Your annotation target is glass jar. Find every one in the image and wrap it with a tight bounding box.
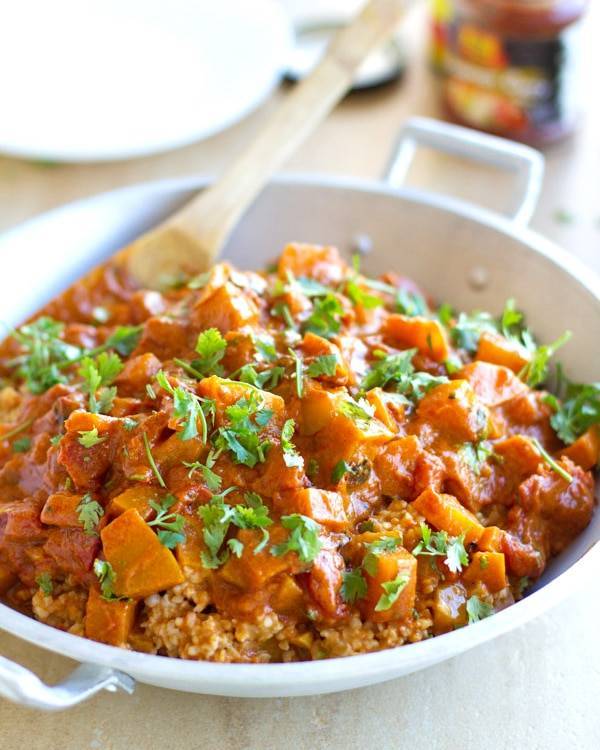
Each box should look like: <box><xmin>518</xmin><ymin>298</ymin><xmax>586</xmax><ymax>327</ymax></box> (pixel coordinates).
<box><xmin>430</xmin><ymin>0</ymin><xmax>589</xmax><ymax>145</ymax></box>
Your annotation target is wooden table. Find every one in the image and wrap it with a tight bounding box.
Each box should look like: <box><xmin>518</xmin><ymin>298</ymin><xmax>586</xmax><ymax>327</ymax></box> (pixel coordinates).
<box><xmin>0</xmin><ymin>3</ymin><xmax>598</xmax><ymax>748</ymax></box>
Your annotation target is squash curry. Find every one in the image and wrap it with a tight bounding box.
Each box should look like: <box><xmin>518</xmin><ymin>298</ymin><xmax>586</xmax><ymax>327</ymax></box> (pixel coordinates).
<box><xmin>0</xmin><ymin>244</ymin><xmax>596</xmax><ymax>662</ymax></box>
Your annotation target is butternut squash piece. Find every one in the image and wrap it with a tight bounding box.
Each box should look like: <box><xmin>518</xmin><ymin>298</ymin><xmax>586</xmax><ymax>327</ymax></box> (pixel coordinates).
<box><xmin>463</xmin><ymin>551</ymin><xmax>507</xmax><ymax>593</ymax></box>
<box><xmin>101</xmin><ymin>509</ymin><xmax>184</xmax><ymax>598</ymax></box>
<box><xmin>0</xmin><ymin>563</ymin><xmax>16</xmax><ymax>594</ymax></box>
<box><xmin>301</xmin><ymin>332</ymin><xmax>348</xmax><ymax>380</ymax></box>
<box><xmin>85</xmin><ymin>586</ymin><xmax>136</xmax><ymax>646</ymax></box>
<box><xmin>416</xmin><ymin>380</ymin><xmax>490</xmax><ymax>443</ymax></box>
<box><xmin>271</xmin><ymin>574</ymin><xmax>305</xmax><ymax>616</ymax></box>
<box><xmin>191</xmin><ymin>282</ymin><xmax>259</xmax><ymax>333</ymax></box>
<box><xmin>277</xmin><ymin>243</ymin><xmax>346</xmax><ymax>285</ymax></box>
<box><xmin>360</xmin><ymin>546</ymin><xmax>417</xmax><ymax>624</ymax></box>
<box><xmin>365</xmin><ymin>388</ymin><xmax>408</xmax><ymax>432</ymax></box>
<box><xmin>433</xmin><ymin>582</ymin><xmax>467</xmax><ymax>633</ymax></box>
<box><xmin>477</xmin><ymin>525</ymin><xmax>505</xmax><ymax>552</ymax></box>
<box><xmin>279</xmin><ymin>488</ymin><xmax>348</xmax><ymax>532</ymax></box>
<box><xmin>562</xmin><ymin>427</ymin><xmax>600</xmax><ymax>470</ymax></box>
<box><xmin>175</xmin><ymin>514</ymin><xmax>206</xmax><ymax>571</ymax></box>
<box><xmin>219</xmin><ymin>528</ymin><xmax>289</xmax><ymax>590</ymax></box>
<box><xmin>40</xmin><ymin>492</ymin><xmax>84</xmax><ymax>527</ymax></box>
<box><xmin>384</xmin><ymin>314</ymin><xmax>450</xmax><ymax>363</ymax></box>
<box><xmin>108</xmin><ymin>486</ymin><xmax>163</xmax><ymax>520</ymax></box>
<box><xmin>460</xmin><ymin>361</ymin><xmax>528</xmax><ymax>407</ymax></box>
<box><xmin>476</xmin><ymin>331</ymin><xmax>530</xmax><ymax>374</ymax></box>
<box><xmin>412</xmin><ymin>487</ymin><xmax>484</xmax><ymax>544</ymax></box>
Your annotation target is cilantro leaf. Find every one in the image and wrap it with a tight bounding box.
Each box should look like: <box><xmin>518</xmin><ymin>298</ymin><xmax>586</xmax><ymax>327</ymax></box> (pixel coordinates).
<box><xmin>271</xmin><ymin>514</ymin><xmax>322</xmax><ymax>564</ymax></box>
<box><xmin>156</xmin><ymin>370</ymin><xmax>212</xmax><ymax>442</ymax></box>
<box><xmin>281</xmin><ymin>419</ymin><xmax>304</xmax><ymax>469</ymax></box>
<box><xmin>411</xmin><ymin>523</ymin><xmax>469</xmax><ymax>573</ymax></box>
<box><xmin>12</xmin><ymin>436</ymin><xmax>31</xmax><ymax>453</ymax></box>
<box><xmin>450</xmin><ymin>311</ymin><xmax>497</xmax><ymax>352</ymax></box>
<box><xmin>78</xmin><ymin>427</ymin><xmax>107</xmax><ymax>448</ymax></box>
<box><xmin>341</xmin><ymin>569</ymin><xmax>368</xmax><ymax>603</ymax></box>
<box><xmin>306</xmin><ymin>354</ymin><xmax>338</xmax><ymax>378</ymax></box>
<box><xmin>183</xmin><ymin>458</ymin><xmax>222</xmax><ymax>491</ymax></box>
<box><xmin>237</xmin><ymin>364</ymin><xmax>285</xmax><ymax>390</ymax></box>
<box><xmin>460</xmin><ymin>440</ymin><xmax>493</xmax><ymax>475</ymax></box>
<box><xmin>466</xmin><ymin>595</ymin><xmax>494</xmax><ymax>624</ymax></box>
<box><xmin>302</xmin><ymin>294</ymin><xmax>343</xmax><ymax>339</ymax></box>
<box><xmin>346</xmin><ymin>278</ymin><xmax>383</xmax><ymax>310</ymax></box>
<box><xmin>331</xmin><ymin>459</ymin><xmax>351</xmax><ymax>483</ymax></box>
<box><xmin>544</xmin><ymin>381</ymin><xmax>600</xmax><ymax>444</ymax></box>
<box><xmin>272</xmin><ymin>301</ymin><xmax>297</xmax><ymax>330</ymax></box>
<box><xmin>78</xmin><ymin>352</ymin><xmax>123</xmax><ymax>413</ymax></box>
<box><xmin>338</xmin><ymin>396</ymin><xmax>375</xmax><ymax>429</ymax></box>
<box><xmin>361</xmin><ymin>349</ymin><xmax>448</xmax><ymax>401</ymax></box>
<box><xmin>104</xmin><ymin>325</ymin><xmax>143</xmax><ymax>357</ymax></box>
<box><xmin>142</xmin><ymin>432</ymin><xmax>166</xmax><ymax>488</ymax></box>
<box><xmin>213</xmin><ymin>392</ymin><xmax>273</xmax><ymax>468</ymax></box>
<box><xmin>395</xmin><ymin>289</ymin><xmax>429</xmax><ymax>317</ymax></box>
<box><xmin>363</xmin><ymin>536</ymin><xmax>402</xmax><ymax>576</ymax></box>
<box><xmin>288</xmin><ymin>348</ymin><xmax>304</xmax><ymax>398</ymax></box>
<box><xmin>530</xmin><ymin>437</ymin><xmax>573</xmax><ymax>482</ymax></box>
<box><xmin>374</xmin><ymin>573</ymin><xmax>409</xmax><ymax>612</ymax></box>
<box><xmin>147</xmin><ymin>496</ymin><xmax>186</xmax><ymax>549</ymax></box>
<box><xmin>77</xmin><ymin>493</ymin><xmax>104</xmax><ymax>536</ymax></box>
<box><xmin>519</xmin><ymin>331</ymin><xmax>571</xmax><ymax>388</ymax></box>
<box><xmin>93</xmin><ymin>559</ymin><xmax>122</xmax><ymax>601</ymax></box>
<box><xmin>192</xmin><ymin>328</ymin><xmax>227</xmax><ymax>377</ymax></box>
<box><xmin>35</xmin><ymin>572</ymin><xmax>53</xmax><ymax>596</ymax></box>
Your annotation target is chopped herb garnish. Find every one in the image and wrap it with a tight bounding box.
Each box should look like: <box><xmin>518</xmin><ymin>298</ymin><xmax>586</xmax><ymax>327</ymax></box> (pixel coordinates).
<box><xmin>142</xmin><ymin>432</ymin><xmax>166</xmax><ymax>488</ymax></box>
<box><xmin>338</xmin><ymin>396</ymin><xmax>375</xmax><ymax>429</ymax></box>
<box><xmin>460</xmin><ymin>440</ymin><xmax>493</xmax><ymax>475</ymax></box>
<box><xmin>519</xmin><ymin>331</ymin><xmax>571</xmax><ymax>388</ymax></box>
<box><xmin>147</xmin><ymin>496</ymin><xmax>186</xmax><ymax>549</ymax></box>
<box><xmin>450</xmin><ymin>310</ymin><xmax>497</xmax><ymax>352</ymax></box>
<box><xmin>530</xmin><ymin>437</ymin><xmax>573</xmax><ymax>483</ymax></box>
<box><xmin>288</xmin><ymin>348</ymin><xmax>304</xmax><ymax>398</ymax></box>
<box><xmin>307</xmin><ymin>457</ymin><xmax>319</xmax><ymax>480</ymax></box>
<box><xmin>78</xmin><ymin>352</ymin><xmax>123</xmax><ymax>414</ymax></box>
<box><xmin>412</xmin><ymin>523</ymin><xmax>468</xmax><ymax>573</ymax></box>
<box><xmin>122</xmin><ymin>418</ymin><xmax>137</xmax><ymax>431</ymax></box>
<box><xmin>374</xmin><ymin>573</ymin><xmax>409</xmax><ymax>612</ymax></box>
<box><xmin>331</xmin><ymin>459</ymin><xmax>351</xmax><ymax>483</ymax></box>
<box><xmin>49</xmin><ymin>434</ymin><xmax>62</xmax><ymax>447</ymax></box>
<box><xmin>306</xmin><ymin>354</ymin><xmax>338</xmax><ymax>378</ymax></box>
<box><xmin>213</xmin><ymin>392</ymin><xmax>272</xmax><ymax>468</ymax></box>
<box><xmin>78</xmin><ymin>427</ymin><xmax>107</xmax><ymax>448</ymax></box>
<box><xmin>12</xmin><ymin>436</ymin><xmax>31</xmax><ymax>452</ymax></box>
<box><xmin>0</xmin><ymin>418</ymin><xmax>34</xmax><ymax>443</ymax></box>
<box><xmin>281</xmin><ymin>419</ymin><xmax>304</xmax><ymax>469</ymax></box>
<box><xmin>77</xmin><ymin>493</ymin><xmax>104</xmax><ymax>536</ymax></box>
<box><xmin>146</xmin><ymin>383</ymin><xmax>157</xmax><ymax>399</ymax></box>
<box><xmin>183</xmin><ymin>457</ymin><xmax>222</xmax><ymax>491</ymax></box>
<box><xmin>466</xmin><ymin>595</ymin><xmax>494</xmax><ymax>624</ymax></box>
<box><xmin>271</xmin><ymin>514</ymin><xmax>322</xmax><ymax>564</ymax></box>
<box><xmin>272</xmin><ymin>301</ymin><xmax>297</xmax><ymax>330</ymax></box>
<box><xmin>396</xmin><ymin>289</ymin><xmax>429</xmax><ymax>317</ymax></box>
<box><xmin>237</xmin><ymin>364</ymin><xmax>285</xmax><ymax>390</ymax></box>
<box><xmin>346</xmin><ymin>278</ymin><xmax>383</xmax><ymax>310</ymax></box>
<box><xmin>544</xmin><ymin>381</ymin><xmax>600</xmax><ymax>444</ymax></box>
<box><xmin>35</xmin><ymin>572</ymin><xmax>53</xmax><ymax>596</ymax></box>
<box><xmin>363</xmin><ymin>536</ymin><xmax>402</xmax><ymax>576</ymax></box>
<box><xmin>93</xmin><ymin>559</ymin><xmax>121</xmax><ymax>601</ymax></box>
<box><xmin>361</xmin><ymin>348</ymin><xmax>448</xmax><ymax>401</ymax></box>
<box><xmin>156</xmin><ymin>370</ymin><xmax>212</xmax><ymax>443</ymax></box>
<box><xmin>341</xmin><ymin>568</ymin><xmax>368</xmax><ymax>603</ymax></box>
<box><xmin>302</xmin><ymin>293</ymin><xmax>343</xmax><ymax>339</ymax></box>
<box><xmin>191</xmin><ymin>328</ymin><xmax>227</xmax><ymax>377</ymax></box>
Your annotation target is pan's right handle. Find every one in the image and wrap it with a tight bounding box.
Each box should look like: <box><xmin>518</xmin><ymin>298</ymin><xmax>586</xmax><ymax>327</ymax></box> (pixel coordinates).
<box><xmin>0</xmin><ymin>654</ymin><xmax>135</xmax><ymax>711</ymax></box>
<box><xmin>383</xmin><ymin>117</ymin><xmax>545</xmax><ymax>227</ymax></box>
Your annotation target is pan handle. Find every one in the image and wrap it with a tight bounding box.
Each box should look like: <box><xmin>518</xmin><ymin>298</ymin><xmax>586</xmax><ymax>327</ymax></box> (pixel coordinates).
<box><xmin>0</xmin><ymin>654</ymin><xmax>135</xmax><ymax>711</ymax></box>
<box><xmin>383</xmin><ymin>117</ymin><xmax>544</xmax><ymax>226</ymax></box>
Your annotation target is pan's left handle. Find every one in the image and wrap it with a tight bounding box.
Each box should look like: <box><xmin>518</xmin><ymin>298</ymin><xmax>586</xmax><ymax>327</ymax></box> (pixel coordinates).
<box><xmin>0</xmin><ymin>655</ymin><xmax>135</xmax><ymax>711</ymax></box>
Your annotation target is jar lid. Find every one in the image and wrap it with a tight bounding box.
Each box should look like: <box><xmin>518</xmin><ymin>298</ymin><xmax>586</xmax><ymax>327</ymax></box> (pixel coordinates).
<box><xmin>285</xmin><ymin>19</ymin><xmax>406</xmax><ymax>91</ymax></box>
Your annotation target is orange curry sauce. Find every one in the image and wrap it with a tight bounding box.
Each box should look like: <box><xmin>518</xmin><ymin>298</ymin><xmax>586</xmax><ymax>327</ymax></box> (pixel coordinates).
<box><xmin>0</xmin><ymin>244</ymin><xmax>595</xmax><ymax>659</ymax></box>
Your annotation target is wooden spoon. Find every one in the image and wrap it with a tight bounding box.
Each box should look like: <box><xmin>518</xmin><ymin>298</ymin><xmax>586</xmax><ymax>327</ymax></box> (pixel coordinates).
<box><xmin>123</xmin><ymin>0</ymin><xmax>409</xmax><ymax>289</ymax></box>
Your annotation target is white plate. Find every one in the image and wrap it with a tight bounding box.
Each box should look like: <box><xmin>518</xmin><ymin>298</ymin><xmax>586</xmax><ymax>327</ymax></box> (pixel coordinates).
<box><xmin>0</xmin><ymin>0</ymin><xmax>291</xmax><ymax>162</ymax></box>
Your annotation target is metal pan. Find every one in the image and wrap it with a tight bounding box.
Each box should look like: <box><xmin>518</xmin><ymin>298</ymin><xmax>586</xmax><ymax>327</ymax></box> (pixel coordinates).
<box><xmin>0</xmin><ymin>117</ymin><xmax>598</xmax><ymax>709</ymax></box>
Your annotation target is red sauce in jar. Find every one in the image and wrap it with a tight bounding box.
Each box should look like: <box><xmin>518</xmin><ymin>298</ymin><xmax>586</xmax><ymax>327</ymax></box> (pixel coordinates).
<box><xmin>430</xmin><ymin>0</ymin><xmax>589</xmax><ymax>144</ymax></box>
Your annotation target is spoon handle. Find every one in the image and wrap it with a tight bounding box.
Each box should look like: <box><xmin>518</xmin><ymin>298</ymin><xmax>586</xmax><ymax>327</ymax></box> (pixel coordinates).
<box><xmin>127</xmin><ymin>0</ymin><xmax>409</xmax><ymax>287</ymax></box>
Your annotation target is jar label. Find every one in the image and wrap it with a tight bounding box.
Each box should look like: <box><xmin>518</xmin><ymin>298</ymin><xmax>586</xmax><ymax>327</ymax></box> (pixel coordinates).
<box><xmin>433</xmin><ymin>13</ymin><xmax>582</xmax><ymax>140</ymax></box>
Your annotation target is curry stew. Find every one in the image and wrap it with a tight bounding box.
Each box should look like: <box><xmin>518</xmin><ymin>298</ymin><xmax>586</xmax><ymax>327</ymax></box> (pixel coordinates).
<box><xmin>0</xmin><ymin>244</ymin><xmax>596</xmax><ymax>662</ymax></box>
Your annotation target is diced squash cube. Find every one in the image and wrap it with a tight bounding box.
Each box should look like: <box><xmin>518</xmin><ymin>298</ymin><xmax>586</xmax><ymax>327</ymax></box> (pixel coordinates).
<box><xmin>279</xmin><ymin>488</ymin><xmax>348</xmax><ymax>531</ymax></box>
<box><xmin>198</xmin><ymin>375</ymin><xmax>284</xmax><ymax>421</ymax></box>
<box><xmin>308</xmin><ymin>548</ymin><xmax>345</xmax><ymax>618</ymax></box>
<box><xmin>476</xmin><ymin>331</ymin><xmax>530</xmax><ymax>374</ymax></box>
<box><xmin>416</xmin><ymin>380</ymin><xmax>490</xmax><ymax>443</ymax></box>
<box><xmin>85</xmin><ymin>586</ymin><xmax>136</xmax><ymax>646</ymax></box>
<box><xmin>433</xmin><ymin>582</ymin><xmax>467</xmax><ymax>633</ymax></box>
<box><xmin>412</xmin><ymin>487</ymin><xmax>484</xmax><ymax>544</ymax></box>
<box><xmin>463</xmin><ymin>551</ymin><xmax>507</xmax><ymax>593</ymax></box>
<box><xmin>301</xmin><ymin>332</ymin><xmax>348</xmax><ymax>380</ymax></box>
<box><xmin>460</xmin><ymin>361</ymin><xmax>528</xmax><ymax>407</ymax></box>
<box><xmin>271</xmin><ymin>575</ymin><xmax>305</xmax><ymax>616</ymax></box>
<box><xmin>277</xmin><ymin>243</ymin><xmax>346</xmax><ymax>285</ymax></box>
<box><xmin>101</xmin><ymin>509</ymin><xmax>184</xmax><ymax>598</ymax></box>
<box><xmin>562</xmin><ymin>427</ymin><xmax>600</xmax><ymax>470</ymax></box>
<box><xmin>384</xmin><ymin>314</ymin><xmax>450</xmax><ymax>363</ymax></box>
<box><xmin>191</xmin><ymin>282</ymin><xmax>259</xmax><ymax>333</ymax></box>
<box><xmin>41</xmin><ymin>492</ymin><xmax>84</xmax><ymax>527</ymax></box>
<box><xmin>360</xmin><ymin>546</ymin><xmax>417</xmax><ymax>623</ymax></box>
<box><xmin>175</xmin><ymin>514</ymin><xmax>206</xmax><ymax>571</ymax></box>
<box><xmin>108</xmin><ymin>486</ymin><xmax>164</xmax><ymax>520</ymax></box>
<box><xmin>477</xmin><ymin>525</ymin><xmax>505</xmax><ymax>552</ymax></box>
<box><xmin>219</xmin><ymin>528</ymin><xmax>289</xmax><ymax>590</ymax></box>
<box><xmin>115</xmin><ymin>353</ymin><xmax>162</xmax><ymax>396</ymax></box>
<box><xmin>365</xmin><ymin>388</ymin><xmax>407</xmax><ymax>432</ymax></box>
<box><xmin>374</xmin><ymin>435</ymin><xmax>422</xmax><ymax>498</ymax></box>
<box><xmin>0</xmin><ymin>563</ymin><xmax>16</xmax><ymax>594</ymax></box>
